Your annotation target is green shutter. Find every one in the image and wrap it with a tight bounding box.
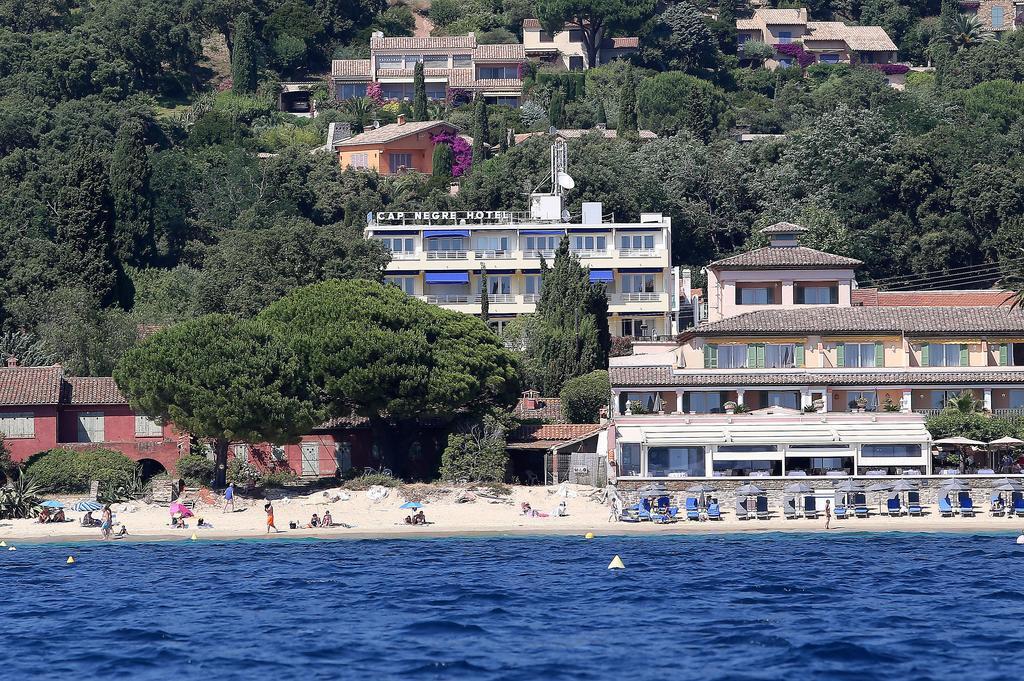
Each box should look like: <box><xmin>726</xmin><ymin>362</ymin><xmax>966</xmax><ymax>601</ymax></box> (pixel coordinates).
<box><xmin>874</xmin><ymin>342</ymin><xmax>884</xmax><ymax>368</ymax></box>
<box><xmin>756</xmin><ymin>344</ymin><xmax>766</xmax><ymax>368</ymax></box>
<box><xmin>959</xmin><ymin>344</ymin><xmax>968</xmax><ymax>367</ymax></box>
<box><xmin>747</xmin><ymin>344</ymin><xmax>757</xmax><ymax>368</ymax></box>
<box><xmin>705</xmin><ymin>343</ymin><xmax>717</xmax><ymax>369</ymax></box>
<box><xmin>920</xmin><ymin>344</ymin><xmax>929</xmax><ymax>367</ymax></box>
<box><xmin>795</xmin><ymin>344</ymin><xmax>805</xmax><ymax>367</ymax></box>
<box><xmin>836</xmin><ymin>342</ymin><xmax>845</xmax><ymax>368</ymax></box>
<box><xmin>1000</xmin><ymin>343</ymin><xmax>1008</xmax><ymax>366</ymax></box>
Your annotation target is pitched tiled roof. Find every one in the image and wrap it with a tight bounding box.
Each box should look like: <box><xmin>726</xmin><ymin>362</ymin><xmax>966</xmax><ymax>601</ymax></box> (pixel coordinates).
<box><xmin>514</xmin><ymin>129</ymin><xmax>657</xmax><ymax>144</ymax></box>
<box><xmin>736</xmin><ymin>18</ymin><xmax>759</xmax><ymax>29</ymax></box>
<box><xmin>607</xmin><ymin>36</ymin><xmax>639</xmax><ymax>48</ymax></box>
<box><xmin>760</xmin><ymin>222</ymin><xmax>808</xmax><ymax>235</ymax></box>
<box><xmin>523</xmin><ymin>18</ymin><xmax>542</xmax><ymax>28</ymax></box>
<box><xmin>508</xmin><ymin>423</ymin><xmax>602</xmax><ymax>447</ymax></box>
<box><xmin>610</xmin><ymin>366</ymin><xmax>1024</xmax><ymax>388</ymax></box>
<box><xmin>331</xmin><ymin>59</ymin><xmax>371</xmax><ymax>77</ymax></box>
<box><xmin>842</xmin><ymin>25</ymin><xmax>898</xmax><ymax>52</ymax></box>
<box><xmin>709</xmin><ymin>246</ymin><xmax>863</xmax><ymax>269</ymax></box>
<box><xmin>474</xmin><ymin>44</ymin><xmax>526</xmax><ymax>60</ymax></box>
<box><xmin>63</xmin><ymin>377</ymin><xmax>126</xmax><ymax>405</ymax></box>
<box><xmin>853</xmin><ymin>289</ymin><xmax>1014</xmax><ymax>307</ymax></box>
<box><xmin>686</xmin><ymin>306</ymin><xmax>1024</xmax><ymax>337</ymax></box>
<box><xmin>0</xmin><ymin>366</ymin><xmax>64</xmax><ymax>405</ymax></box>
<box><xmin>371</xmin><ymin>35</ymin><xmax>477</xmax><ymax>50</ymax></box>
<box><xmin>755</xmin><ymin>8</ymin><xmax>808</xmax><ymax>23</ymax></box>
<box><xmin>337</xmin><ymin>121</ymin><xmax>458</xmax><ymax>147</ymax></box>
<box><xmin>804</xmin><ymin>21</ymin><xmax>849</xmax><ymax>41</ymax></box>
<box><xmin>513</xmin><ymin>397</ymin><xmax>565</xmax><ymax>422</ymax></box>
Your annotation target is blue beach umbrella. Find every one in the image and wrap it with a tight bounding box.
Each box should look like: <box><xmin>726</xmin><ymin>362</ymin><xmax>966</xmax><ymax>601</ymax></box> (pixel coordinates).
<box><xmin>40</xmin><ymin>500</ymin><xmax>64</xmax><ymax>509</ymax></box>
<box><xmin>400</xmin><ymin>502</ymin><xmax>422</xmax><ymax>510</ymax></box>
<box><xmin>72</xmin><ymin>500</ymin><xmax>102</xmax><ymax>512</ymax></box>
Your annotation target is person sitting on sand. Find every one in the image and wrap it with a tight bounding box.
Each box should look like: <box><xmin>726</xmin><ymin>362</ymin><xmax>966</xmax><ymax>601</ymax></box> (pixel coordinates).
<box><xmin>116</xmin><ymin>526</ymin><xmax>128</xmax><ymax>537</ymax></box>
<box><xmin>413</xmin><ymin>510</ymin><xmax>426</xmax><ymax>525</ymax></box>
<box><xmin>520</xmin><ymin>502</ymin><xmax>548</xmax><ymax>518</ymax></box>
<box><xmin>197</xmin><ymin>518</ymin><xmax>212</xmax><ymax>528</ymax></box>
<box><xmin>37</xmin><ymin>507</ymin><xmax>51</xmax><ymax>523</ymax></box>
<box><xmin>404</xmin><ymin>515</ymin><xmax>413</xmax><ymax>525</ymax></box>
<box><xmin>306</xmin><ymin>513</ymin><xmax>320</xmax><ymax>529</ymax></box>
<box><xmin>81</xmin><ymin>511</ymin><xmax>96</xmax><ymax>527</ymax></box>
<box><xmin>52</xmin><ymin>509</ymin><xmax>66</xmax><ymax>523</ymax></box>
<box><xmin>322</xmin><ymin>510</ymin><xmax>332</xmax><ymax>527</ymax></box>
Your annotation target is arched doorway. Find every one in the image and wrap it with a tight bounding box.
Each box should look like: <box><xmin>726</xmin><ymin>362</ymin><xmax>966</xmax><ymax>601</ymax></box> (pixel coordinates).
<box><xmin>137</xmin><ymin>458</ymin><xmax>167</xmax><ymax>480</ymax></box>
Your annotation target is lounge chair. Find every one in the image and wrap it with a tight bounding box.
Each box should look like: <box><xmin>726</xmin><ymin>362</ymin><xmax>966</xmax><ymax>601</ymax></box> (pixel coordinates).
<box><xmin>755</xmin><ymin>495</ymin><xmax>769</xmax><ymax>520</ymax></box>
<box><xmin>887</xmin><ymin>497</ymin><xmax>902</xmax><ymax>517</ymax></box>
<box><xmin>707</xmin><ymin>502</ymin><xmax>722</xmax><ymax>520</ymax></box>
<box><xmin>638</xmin><ymin>498</ymin><xmax>652</xmax><ymax>521</ymax></box>
<box><xmin>854</xmin><ymin>504</ymin><xmax>869</xmax><ymax>518</ymax></box>
<box><xmin>990</xmin><ymin>494</ymin><xmax>1006</xmax><ymax>518</ymax></box>
<box><xmin>685</xmin><ymin>497</ymin><xmax>700</xmax><ymax>521</ymax></box>
<box><xmin>1014</xmin><ymin>498</ymin><xmax>1024</xmax><ymax>517</ymax></box>
<box><xmin>783</xmin><ymin>495</ymin><xmax>797</xmax><ymax>520</ymax></box>
<box><xmin>735</xmin><ymin>498</ymin><xmax>750</xmax><ymax>521</ymax></box>
<box><xmin>803</xmin><ymin>496</ymin><xmax>819</xmax><ymax>519</ymax></box>
<box><xmin>835</xmin><ymin>505</ymin><xmax>849</xmax><ymax>520</ymax></box>
<box><xmin>959</xmin><ymin>493</ymin><xmax>976</xmax><ymax>518</ymax></box>
<box><xmin>938</xmin><ymin>497</ymin><xmax>954</xmax><ymax>517</ymax></box>
<box><xmin>907</xmin><ymin>491</ymin><xmax>923</xmax><ymax>516</ymax></box>
<box><xmin>655</xmin><ymin>495</ymin><xmax>671</xmax><ymax>514</ymax></box>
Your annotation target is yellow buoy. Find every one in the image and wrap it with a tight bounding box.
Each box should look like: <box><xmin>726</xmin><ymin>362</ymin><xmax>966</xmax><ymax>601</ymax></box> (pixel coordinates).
<box><xmin>190</xmin><ymin>533</ymin><xmax>198</xmax><ymax>541</ymax></box>
<box><xmin>66</xmin><ymin>556</ymin><xmax>75</xmax><ymax>565</ymax></box>
<box><xmin>584</xmin><ymin>532</ymin><xmax>595</xmax><ymax>539</ymax></box>
<box><xmin>608</xmin><ymin>555</ymin><xmax>625</xmax><ymax>570</ymax></box>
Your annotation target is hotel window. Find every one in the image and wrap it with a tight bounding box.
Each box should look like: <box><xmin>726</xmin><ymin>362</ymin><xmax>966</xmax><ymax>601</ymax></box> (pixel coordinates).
<box><xmin>924</xmin><ymin>343</ymin><xmax>966</xmax><ymax>367</ymax></box>
<box><xmin>481</xmin><ymin>275</ymin><xmax>512</xmax><ymax>295</ymax></box>
<box><xmin>539</xmin><ymin>30</ymin><xmax>554</xmax><ymax>42</ymax></box>
<box><xmin>525</xmin><ymin>235</ymin><xmax>559</xmax><ymax>252</ymax></box>
<box><xmin>686</xmin><ymin>392</ymin><xmax>723</xmax><ymax>413</ymax></box>
<box><xmin>427</xmin><ymin>237</ymin><xmax>464</xmax><ymax>251</ymax></box>
<box><xmin>375</xmin><ymin>55</ymin><xmax>403</xmax><ymax>68</ymax></box>
<box><xmin>846</xmin><ymin>391</ymin><xmax>877</xmax><ymax>411</ymax></box>
<box><xmin>489</xmin><ymin>319</ymin><xmax>511</xmax><ymax>334</ymax></box>
<box><xmin>477</xmin><ymin>66</ymin><xmax>519</xmax><ymax>79</ymax></box>
<box><xmin>476</xmin><ymin>236</ymin><xmax>509</xmax><ymax>253</ymax></box>
<box><xmin>487</xmin><ymin>96</ymin><xmax>520</xmax><ymax>108</ymax></box>
<box><xmin>338</xmin><ymin>83</ymin><xmax>367</xmax><ymax>100</ymax></box>
<box><xmin>0</xmin><ymin>412</ymin><xmax>33</xmax><ymax>438</ymax></box>
<box><xmin>619</xmin><ymin>443</ymin><xmax>641</xmax><ymax>476</ymax></box>
<box><xmin>647</xmin><ymin>446</ymin><xmax>705</xmax><ymax>477</ymax></box>
<box><xmin>135</xmin><ymin>415</ymin><xmax>163</xmax><ymax>437</ymax></box>
<box><xmin>568</xmin><ymin>56</ymin><xmax>585</xmax><ymax>71</ymax></box>
<box><xmin>385</xmin><ymin>276</ymin><xmax>416</xmax><ymax>294</ymax></box>
<box><xmin>778</xmin><ymin>57</ymin><xmax>794</xmax><ymax>68</ymax></box>
<box><xmin>621</xmin><ymin>273</ymin><xmax>655</xmax><ymax>293</ymax></box>
<box><xmin>996</xmin><ymin>343</ymin><xmax>1024</xmax><ymax>366</ymax></box>
<box><xmin>778</xmin><ymin>31</ymin><xmax>793</xmax><ymax>44</ymax></box>
<box><xmin>992</xmin><ymin>6</ymin><xmax>1005</xmax><ymax>28</ymax></box>
<box><xmin>423</xmin><ymin>54</ymin><xmax>448</xmax><ymax>67</ymax></box>
<box><xmin>767</xmin><ymin>392</ymin><xmax>799</xmax><ymax>409</ymax></box>
<box><xmin>765</xmin><ymin>344</ymin><xmax>796</xmax><ymax>368</ymax></box>
<box><xmin>862</xmin><ymin>444</ymin><xmax>921</xmax><ymax>458</ymax></box>
<box><xmin>620</xmin><ymin>234</ymin><xmax>655</xmax><ymax>250</ymax></box>
<box><xmin>524</xmin><ymin>275</ymin><xmax>542</xmax><ymax>295</ymax></box>
<box><xmin>716</xmin><ymin>344</ymin><xmax>748</xmax><ymax>369</ymax></box>
<box><xmin>795</xmin><ymin>284</ymin><xmax>838</xmax><ymax>304</ymax></box>
<box><xmin>625</xmin><ymin>392</ymin><xmax>658</xmax><ymax>412</ymax></box>
<box><xmin>621</xmin><ymin>319</ymin><xmax>658</xmax><ymax>338</ymax></box>
<box><xmin>233</xmin><ymin>444</ymin><xmax>249</xmax><ymax>462</ymax></box>
<box><xmin>837</xmin><ymin>342</ymin><xmax>881</xmax><ymax>368</ymax></box>
<box><xmin>572</xmin><ymin>235</ymin><xmax>606</xmax><ymax>251</ymax></box>
<box><xmin>388</xmin><ymin>152</ymin><xmax>413</xmax><ymax>173</ymax></box>
<box><xmin>350</xmin><ymin>153</ymin><xmax>369</xmax><ymax>169</ymax></box>
<box><xmin>381</xmin><ymin>83</ymin><xmax>415</xmax><ymax>100</ymax></box>
<box><xmin>453</xmin><ymin>54</ymin><xmax>473</xmax><ymax>67</ymax></box>
<box><xmin>403</xmin><ymin>54</ymin><xmax>423</xmax><ymax>68</ymax></box>
<box><xmin>380</xmin><ymin>237</ymin><xmax>414</xmax><ymax>253</ymax></box>
<box><xmin>930</xmin><ymin>390</ymin><xmax>965</xmax><ymax>410</ymax></box>
<box><xmin>76</xmin><ymin>412</ymin><xmax>104</xmax><ymax>443</ymax></box>
<box><xmin>426</xmin><ymin>83</ymin><xmax>447</xmax><ymax>100</ymax></box>
<box><xmin>568</xmin><ymin>29</ymin><xmax>584</xmax><ymax>42</ymax></box>
<box><xmin>737</xmin><ymin>286</ymin><xmax>774</xmax><ymax>305</ymax></box>
<box><xmin>335</xmin><ymin>441</ymin><xmax>352</xmax><ymax>473</ymax></box>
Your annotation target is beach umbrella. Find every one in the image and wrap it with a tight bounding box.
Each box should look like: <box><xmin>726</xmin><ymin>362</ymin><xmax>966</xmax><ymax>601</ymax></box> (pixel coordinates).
<box><xmin>891</xmin><ymin>480</ymin><xmax>918</xmax><ymax>492</ymax></box>
<box><xmin>639</xmin><ymin>483</ymin><xmax>669</xmax><ymax>493</ymax></box>
<box><xmin>933</xmin><ymin>437</ymin><xmax>987</xmax><ymax>446</ymax></box>
<box><xmin>169</xmin><ymin>502</ymin><xmax>194</xmax><ymax>518</ymax></box>
<box><xmin>40</xmin><ymin>500</ymin><xmax>64</xmax><ymax>509</ymax></box>
<box><xmin>685</xmin><ymin>483</ymin><xmax>717</xmax><ymax>494</ymax></box>
<box><xmin>72</xmin><ymin>499</ymin><xmax>102</xmax><ymax>512</ymax></box>
<box><xmin>400</xmin><ymin>502</ymin><xmax>422</xmax><ymax>509</ymax></box>
<box><xmin>988</xmin><ymin>437</ymin><xmax>1024</xmax><ymax>447</ymax></box>
<box><xmin>735</xmin><ymin>483</ymin><xmax>765</xmax><ymax>496</ymax></box>
<box><xmin>833</xmin><ymin>479</ymin><xmax>863</xmax><ymax>507</ymax></box>
<box><xmin>784</xmin><ymin>482</ymin><xmax>814</xmax><ymax>513</ymax></box>
<box><xmin>991</xmin><ymin>478</ymin><xmax>1023</xmax><ymax>490</ymax></box>
<box><xmin>867</xmin><ymin>482</ymin><xmax>894</xmax><ymax>514</ymax></box>
<box><xmin>940</xmin><ymin>478</ymin><xmax>970</xmax><ymax>491</ymax></box>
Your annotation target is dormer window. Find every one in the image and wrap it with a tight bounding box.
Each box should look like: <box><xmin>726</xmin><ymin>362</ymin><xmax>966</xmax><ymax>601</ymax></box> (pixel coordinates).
<box><xmin>736</xmin><ymin>285</ymin><xmax>777</xmax><ymax>305</ymax></box>
<box><xmin>795</xmin><ymin>283</ymin><xmax>839</xmax><ymax>304</ymax></box>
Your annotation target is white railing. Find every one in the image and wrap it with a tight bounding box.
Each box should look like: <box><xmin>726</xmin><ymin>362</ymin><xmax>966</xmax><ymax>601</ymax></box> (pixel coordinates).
<box><xmin>614</xmin><ymin>292</ymin><xmax>663</xmax><ymax>303</ymax></box>
<box><xmin>473</xmin><ymin>250</ymin><xmax>514</xmax><ymax>259</ymax></box>
<box><xmin>389</xmin><ymin>251</ymin><xmax>419</xmax><ymax>259</ymax></box>
<box><xmin>994</xmin><ymin>408</ymin><xmax>1024</xmax><ymax>416</ymax></box>
<box><xmin>475</xmin><ymin>294</ymin><xmax>516</xmax><ymax>304</ymax></box>
<box><xmin>425</xmin><ymin>251</ymin><xmax>468</xmax><ymax>260</ymax></box>
<box><xmin>913</xmin><ymin>408</ymin><xmax>943</xmax><ymax>417</ymax></box>
<box><xmin>620</xmin><ymin>248</ymin><xmax>658</xmax><ymax>257</ymax></box>
<box><xmin>571</xmin><ymin>249</ymin><xmax>608</xmax><ymax>258</ymax></box>
<box><xmin>524</xmin><ymin>249</ymin><xmax>556</xmax><ymax>259</ymax></box>
<box><xmin>420</xmin><ymin>295</ymin><xmax>471</xmax><ymax>304</ymax></box>
<box><xmin>522</xmin><ymin>294</ymin><xmax>541</xmax><ymax>304</ymax></box>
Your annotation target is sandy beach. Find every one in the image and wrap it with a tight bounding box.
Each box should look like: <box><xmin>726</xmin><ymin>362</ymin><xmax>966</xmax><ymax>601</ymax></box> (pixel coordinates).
<box><xmin>3</xmin><ymin>484</ymin><xmax>1024</xmax><ymax>544</ymax></box>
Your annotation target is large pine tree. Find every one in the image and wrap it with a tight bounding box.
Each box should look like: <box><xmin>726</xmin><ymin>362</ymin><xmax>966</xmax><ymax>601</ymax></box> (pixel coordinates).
<box><xmin>109</xmin><ymin>118</ymin><xmax>155</xmax><ymax>268</ymax></box>
<box><xmin>231</xmin><ymin>13</ymin><xmax>258</xmax><ymax>94</ymax></box>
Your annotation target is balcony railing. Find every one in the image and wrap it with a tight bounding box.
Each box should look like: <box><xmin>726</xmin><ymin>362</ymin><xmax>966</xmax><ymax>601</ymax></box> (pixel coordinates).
<box><xmin>571</xmin><ymin>249</ymin><xmax>608</xmax><ymax>258</ymax></box>
<box><xmin>419</xmin><ymin>294</ymin><xmax>471</xmax><ymax>304</ymax></box>
<box><xmin>524</xmin><ymin>249</ymin><xmax>556</xmax><ymax>259</ymax></box>
<box><xmin>614</xmin><ymin>292</ymin><xmax>663</xmax><ymax>303</ymax></box>
<box><xmin>522</xmin><ymin>293</ymin><xmax>541</xmax><ymax>304</ymax></box>
<box><xmin>475</xmin><ymin>294</ymin><xmax>516</xmax><ymax>304</ymax></box>
<box><xmin>994</xmin><ymin>408</ymin><xmax>1024</xmax><ymax>416</ymax></box>
<box><xmin>913</xmin><ymin>408</ymin><xmax>943</xmax><ymax>417</ymax></box>
<box><xmin>425</xmin><ymin>250</ymin><xmax>468</xmax><ymax>260</ymax></box>
<box><xmin>620</xmin><ymin>248</ymin><xmax>658</xmax><ymax>257</ymax></box>
<box><xmin>473</xmin><ymin>250</ymin><xmax>513</xmax><ymax>260</ymax></box>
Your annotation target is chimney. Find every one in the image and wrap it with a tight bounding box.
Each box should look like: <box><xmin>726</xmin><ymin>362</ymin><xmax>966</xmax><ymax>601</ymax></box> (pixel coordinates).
<box><xmin>521</xmin><ymin>389</ymin><xmax>540</xmax><ymax>409</ymax></box>
<box><xmin>397</xmin><ymin>114</ymin><xmax>406</xmax><ymax>126</ymax></box>
<box><xmin>6</xmin><ymin>356</ymin><xmax>17</xmax><ymax>368</ymax></box>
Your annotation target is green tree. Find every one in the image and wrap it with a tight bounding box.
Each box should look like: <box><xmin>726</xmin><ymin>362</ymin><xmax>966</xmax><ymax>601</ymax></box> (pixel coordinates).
<box><xmin>37</xmin><ymin>288</ymin><xmax>138</xmax><ymax>377</ymax></box>
<box><xmin>618</xmin><ymin>64</ymin><xmax>638</xmax><ymax>138</ymax></box>
<box><xmin>231</xmin><ymin>13</ymin><xmax>258</xmax><ymax>94</ymax></box>
<box><xmin>114</xmin><ymin>314</ymin><xmax>321</xmax><ymax>488</ymax></box>
<box><xmin>432</xmin><ymin>141</ymin><xmax>454</xmax><ymax>177</ymax></box>
<box><xmin>549</xmin><ymin>91</ymin><xmax>565</xmax><ymax>128</ymax></box>
<box><xmin>439</xmin><ymin>415</ymin><xmax>509</xmax><ymax>483</ymax></box>
<box><xmin>480</xmin><ymin>264</ymin><xmax>490</xmax><ymax>326</ymax></box>
<box><xmin>560</xmin><ymin>370</ymin><xmax>610</xmax><ymax>423</ymax></box>
<box><xmin>429</xmin><ymin>0</ymin><xmax>461</xmax><ymax>27</ymax></box>
<box><xmin>109</xmin><ymin>118</ymin><xmax>155</xmax><ymax>268</ymax></box>
<box><xmin>413</xmin><ymin>62</ymin><xmax>428</xmax><ymax>122</ymax></box>
<box><xmin>596</xmin><ymin>99</ymin><xmax>607</xmax><ymax>125</ymax></box>
<box><xmin>537</xmin><ymin>0</ymin><xmax>655</xmax><ymax>68</ymax></box>
<box><xmin>944</xmin><ymin>13</ymin><xmax>994</xmax><ymax>51</ymax></box>
<box><xmin>258</xmin><ymin>280</ymin><xmax>521</xmax><ymax>475</ymax></box>
<box><xmin>535</xmin><ymin>238</ymin><xmax>610</xmax><ymax>394</ymax></box>
<box><xmin>472</xmin><ymin>99</ymin><xmax>489</xmax><ymax>167</ymax></box>
<box><xmin>637</xmin><ymin>71</ymin><xmax>727</xmax><ymax>140</ymax></box>
<box><xmin>654</xmin><ymin>1</ymin><xmax>719</xmax><ymax>72</ymax></box>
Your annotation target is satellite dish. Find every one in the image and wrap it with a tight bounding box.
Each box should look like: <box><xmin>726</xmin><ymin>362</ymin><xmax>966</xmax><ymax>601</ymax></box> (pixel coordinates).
<box><xmin>561</xmin><ymin>209</ymin><xmax>571</xmax><ymax>222</ymax></box>
<box><xmin>557</xmin><ymin>172</ymin><xmax>575</xmax><ymax>190</ymax></box>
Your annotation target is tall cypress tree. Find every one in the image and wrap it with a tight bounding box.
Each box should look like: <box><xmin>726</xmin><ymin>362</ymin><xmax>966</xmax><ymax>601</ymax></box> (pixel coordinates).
<box><xmin>480</xmin><ymin>265</ymin><xmax>490</xmax><ymax>326</ymax></box>
<box><xmin>535</xmin><ymin>238</ymin><xmax>610</xmax><ymax>395</ymax></box>
<box><xmin>618</xmin><ymin>65</ymin><xmax>638</xmax><ymax>140</ymax></box>
<box><xmin>109</xmin><ymin>118</ymin><xmax>155</xmax><ymax>268</ymax></box>
<box><xmin>231</xmin><ymin>13</ymin><xmax>258</xmax><ymax>94</ymax></box>
<box><xmin>471</xmin><ymin>99</ymin><xmax>489</xmax><ymax>168</ymax></box>
<box><xmin>413</xmin><ymin>62</ymin><xmax>428</xmax><ymax>121</ymax></box>
<box><xmin>432</xmin><ymin>142</ymin><xmax>453</xmax><ymax>176</ymax></box>
<box><xmin>549</xmin><ymin>91</ymin><xmax>565</xmax><ymax>128</ymax></box>
<box><xmin>596</xmin><ymin>99</ymin><xmax>607</xmax><ymax>126</ymax></box>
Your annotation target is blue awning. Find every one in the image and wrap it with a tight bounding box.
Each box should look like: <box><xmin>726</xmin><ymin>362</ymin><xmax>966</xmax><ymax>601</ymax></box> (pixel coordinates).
<box><xmin>519</xmin><ymin>229</ymin><xmax>565</xmax><ymax>235</ymax></box>
<box><xmin>619</xmin><ymin>267</ymin><xmax>662</xmax><ymax>273</ymax></box>
<box><xmin>589</xmin><ymin>270</ymin><xmax>614</xmax><ymax>283</ymax></box>
<box><xmin>370</xmin><ymin>230</ymin><xmax>419</xmax><ymax>236</ymax></box>
<box><xmin>425</xmin><ymin>272</ymin><xmax>469</xmax><ymax>284</ymax></box>
<box><xmin>568</xmin><ymin>228</ymin><xmax>612</xmax><ymax>233</ymax></box>
<box><xmin>423</xmin><ymin>230</ymin><xmax>470</xmax><ymax>238</ymax></box>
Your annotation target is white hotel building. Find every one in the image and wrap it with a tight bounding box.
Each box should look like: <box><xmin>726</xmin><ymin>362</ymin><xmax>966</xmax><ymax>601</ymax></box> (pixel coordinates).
<box><xmin>366</xmin><ymin>201</ymin><xmax>683</xmax><ymax>338</ymax></box>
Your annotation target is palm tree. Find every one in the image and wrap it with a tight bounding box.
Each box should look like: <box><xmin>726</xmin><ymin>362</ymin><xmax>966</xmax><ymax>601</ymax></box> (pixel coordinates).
<box><xmin>944</xmin><ymin>13</ymin><xmax>994</xmax><ymax>51</ymax></box>
<box><xmin>946</xmin><ymin>390</ymin><xmax>983</xmax><ymax>413</ymax></box>
<box><xmin>342</xmin><ymin>96</ymin><xmax>376</xmax><ymax>133</ymax></box>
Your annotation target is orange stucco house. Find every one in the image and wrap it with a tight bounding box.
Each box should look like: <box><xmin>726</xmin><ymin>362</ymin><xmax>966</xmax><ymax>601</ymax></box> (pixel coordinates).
<box><xmin>332</xmin><ymin>117</ymin><xmax>469</xmax><ymax>175</ymax></box>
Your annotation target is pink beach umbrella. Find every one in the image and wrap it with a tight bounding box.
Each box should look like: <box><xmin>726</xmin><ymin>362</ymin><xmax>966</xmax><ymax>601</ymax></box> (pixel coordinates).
<box><xmin>169</xmin><ymin>502</ymin><xmax>194</xmax><ymax>518</ymax></box>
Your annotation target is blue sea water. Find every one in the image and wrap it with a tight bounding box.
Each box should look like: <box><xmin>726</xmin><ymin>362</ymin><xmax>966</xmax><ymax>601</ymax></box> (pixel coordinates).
<box><xmin>1</xmin><ymin>532</ymin><xmax>1022</xmax><ymax>680</ymax></box>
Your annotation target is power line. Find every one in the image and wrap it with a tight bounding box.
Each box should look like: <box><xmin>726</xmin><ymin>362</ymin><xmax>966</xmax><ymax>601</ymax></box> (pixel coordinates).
<box><xmin>867</xmin><ymin>256</ymin><xmax>1024</xmax><ymax>288</ymax></box>
<box><xmin>884</xmin><ymin>271</ymin><xmax>1012</xmax><ymax>292</ymax></box>
<box><xmin>868</xmin><ymin>255</ymin><xmax>1024</xmax><ymax>284</ymax></box>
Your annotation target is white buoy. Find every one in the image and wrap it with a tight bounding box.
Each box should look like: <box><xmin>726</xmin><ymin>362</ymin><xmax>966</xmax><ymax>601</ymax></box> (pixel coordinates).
<box><xmin>0</xmin><ymin>540</ymin><xmax>6</xmax><ymax>547</ymax></box>
<box><xmin>608</xmin><ymin>555</ymin><xmax>625</xmax><ymax>570</ymax></box>
<box><xmin>7</xmin><ymin>546</ymin><xmax>15</xmax><ymax>551</ymax></box>
<box><xmin>1016</xmin><ymin>534</ymin><xmax>1024</xmax><ymax>545</ymax></box>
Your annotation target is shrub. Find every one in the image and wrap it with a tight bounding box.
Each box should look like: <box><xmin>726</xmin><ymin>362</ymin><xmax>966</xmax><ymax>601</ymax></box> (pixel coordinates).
<box><xmin>637</xmin><ymin>71</ymin><xmax>727</xmax><ymax>139</ymax></box>
<box><xmin>260</xmin><ymin>470</ymin><xmax>298</xmax><ymax>488</ymax></box>
<box><xmin>0</xmin><ymin>476</ymin><xmax>43</xmax><ymax>519</ymax></box>
<box><xmin>560</xmin><ymin>370</ymin><xmax>610</xmax><ymax>423</ymax></box>
<box><xmin>227</xmin><ymin>458</ymin><xmax>261</xmax><ymax>487</ymax></box>
<box><xmin>24</xmin><ymin>448</ymin><xmax>138</xmax><ymax>494</ymax></box>
<box><xmin>609</xmin><ymin>336</ymin><xmax>633</xmax><ymax>357</ymax></box>
<box><xmin>175</xmin><ymin>454</ymin><xmax>215</xmax><ymax>487</ymax></box>
<box><xmin>342</xmin><ymin>471</ymin><xmax>400</xmax><ymax>490</ymax></box>
<box><xmin>439</xmin><ymin>416</ymin><xmax>509</xmax><ymax>483</ymax></box>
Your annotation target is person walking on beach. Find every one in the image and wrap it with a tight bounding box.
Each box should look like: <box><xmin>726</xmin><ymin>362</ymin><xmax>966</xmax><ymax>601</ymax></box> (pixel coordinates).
<box><xmin>824</xmin><ymin>500</ymin><xmax>832</xmax><ymax>530</ymax></box>
<box><xmin>223</xmin><ymin>483</ymin><xmax>235</xmax><ymax>513</ymax></box>
<box><xmin>100</xmin><ymin>504</ymin><xmax>113</xmax><ymax>540</ymax></box>
<box><xmin>265</xmin><ymin>501</ymin><xmax>278</xmax><ymax>533</ymax></box>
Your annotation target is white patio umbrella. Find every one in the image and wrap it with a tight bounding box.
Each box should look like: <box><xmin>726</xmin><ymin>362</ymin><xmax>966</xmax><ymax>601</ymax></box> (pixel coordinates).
<box><xmin>988</xmin><ymin>437</ymin><xmax>1024</xmax><ymax>446</ymax></box>
<box><xmin>933</xmin><ymin>437</ymin><xmax>987</xmax><ymax>446</ymax></box>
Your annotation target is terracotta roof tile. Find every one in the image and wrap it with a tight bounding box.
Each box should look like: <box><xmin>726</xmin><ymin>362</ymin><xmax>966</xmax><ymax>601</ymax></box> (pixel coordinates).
<box><xmin>337</xmin><ymin>121</ymin><xmax>459</xmax><ymax>147</ymax></box>
<box><xmin>63</xmin><ymin>377</ymin><xmax>126</xmax><ymax>405</ymax></box>
<box><xmin>610</xmin><ymin>366</ymin><xmax>1024</xmax><ymax>388</ymax></box>
<box><xmin>842</xmin><ymin>25</ymin><xmax>898</xmax><ymax>52</ymax></box>
<box><xmin>371</xmin><ymin>35</ymin><xmax>477</xmax><ymax>50</ymax></box>
<box><xmin>608</xmin><ymin>36</ymin><xmax>639</xmax><ymax>48</ymax></box>
<box><xmin>755</xmin><ymin>8</ymin><xmax>808</xmax><ymax>24</ymax></box>
<box><xmin>509</xmin><ymin>423</ymin><xmax>602</xmax><ymax>444</ymax></box>
<box><xmin>709</xmin><ymin>246</ymin><xmax>862</xmax><ymax>270</ymax></box>
<box><xmin>523</xmin><ymin>18</ymin><xmax>541</xmax><ymax>28</ymax></box>
<box><xmin>853</xmin><ymin>289</ymin><xmax>1013</xmax><ymax>307</ymax></box>
<box><xmin>0</xmin><ymin>366</ymin><xmax>63</xmax><ymax>405</ymax></box>
<box><xmin>331</xmin><ymin>59</ymin><xmax>371</xmax><ymax>77</ymax></box>
<box><xmin>760</xmin><ymin>222</ymin><xmax>808</xmax><ymax>235</ymax></box>
<box><xmin>473</xmin><ymin>44</ymin><xmax>526</xmax><ymax>61</ymax></box>
<box><xmin>513</xmin><ymin>397</ymin><xmax>565</xmax><ymax>422</ymax></box>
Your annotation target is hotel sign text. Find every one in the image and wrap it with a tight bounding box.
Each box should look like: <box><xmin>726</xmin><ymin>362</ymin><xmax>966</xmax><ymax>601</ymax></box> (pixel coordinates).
<box><xmin>373</xmin><ymin>210</ymin><xmax>520</xmax><ymax>224</ymax></box>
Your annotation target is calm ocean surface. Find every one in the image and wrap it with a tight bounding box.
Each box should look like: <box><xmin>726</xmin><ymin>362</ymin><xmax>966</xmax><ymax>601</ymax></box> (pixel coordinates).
<box><xmin>1</xmin><ymin>532</ymin><xmax>1021</xmax><ymax>680</ymax></box>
